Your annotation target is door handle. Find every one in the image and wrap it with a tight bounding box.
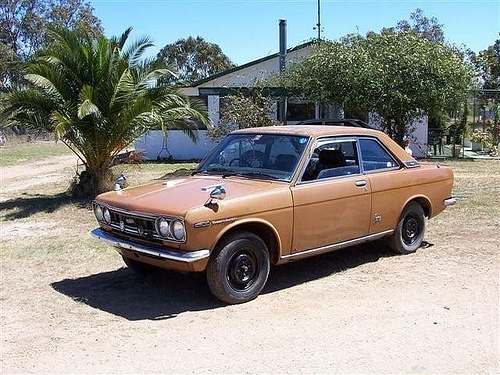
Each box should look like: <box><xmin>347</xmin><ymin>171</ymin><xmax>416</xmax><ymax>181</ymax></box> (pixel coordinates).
<box><xmin>355</xmin><ymin>180</ymin><xmax>367</xmax><ymax>187</ymax></box>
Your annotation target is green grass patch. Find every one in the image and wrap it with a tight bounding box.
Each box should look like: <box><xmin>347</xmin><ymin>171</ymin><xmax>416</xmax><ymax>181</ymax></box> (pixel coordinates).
<box><xmin>0</xmin><ymin>141</ymin><xmax>71</xmax><ymax>167</ymax></box>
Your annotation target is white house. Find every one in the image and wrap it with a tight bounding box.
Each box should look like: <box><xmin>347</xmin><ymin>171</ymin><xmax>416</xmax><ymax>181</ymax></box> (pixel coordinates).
<box><xmin>136</xmin><ymin>21</ymin><xmax>427</xmax><ymax>160</ymax></box>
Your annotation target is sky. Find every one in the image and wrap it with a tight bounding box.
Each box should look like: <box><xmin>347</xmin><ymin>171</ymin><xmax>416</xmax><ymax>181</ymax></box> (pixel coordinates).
<box><xmin>92</xmin><ymin>0</ymin><xmax>499</xmax><ymax>65</ymax></box>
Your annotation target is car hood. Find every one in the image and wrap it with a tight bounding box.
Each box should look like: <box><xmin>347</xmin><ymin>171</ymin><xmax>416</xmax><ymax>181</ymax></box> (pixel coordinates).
<box><xmin>95</xmin><ymin>175</ymin><xmax>288</xmax><ymax>217</ymax></box>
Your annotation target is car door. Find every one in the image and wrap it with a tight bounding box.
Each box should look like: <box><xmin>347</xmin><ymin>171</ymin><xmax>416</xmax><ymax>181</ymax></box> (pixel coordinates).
<box><xmin>357</xmin><ymin>137</ymin><xmax>402</xmax><ymax>234</ymax></box>
<box><xmin>290</xmin><ymin>137</ymin><xmax>372</xmax><ymax>253</ymax></box>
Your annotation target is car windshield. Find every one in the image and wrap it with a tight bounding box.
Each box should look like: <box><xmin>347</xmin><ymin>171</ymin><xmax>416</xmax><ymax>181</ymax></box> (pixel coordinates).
<box><xmin>195</xmin><ymin>133</ymin><xmax>310</xmax><ymax>181</ymax></box>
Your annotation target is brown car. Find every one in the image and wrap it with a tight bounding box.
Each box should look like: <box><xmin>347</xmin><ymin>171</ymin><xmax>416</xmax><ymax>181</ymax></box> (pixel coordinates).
<box><xmin>91</xmin><ymin>126</ymin><xmax>456</xmax><ymax>304</ymax></box>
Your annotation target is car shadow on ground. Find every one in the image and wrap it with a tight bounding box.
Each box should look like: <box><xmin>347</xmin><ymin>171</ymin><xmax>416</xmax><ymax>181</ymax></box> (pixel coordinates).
<box><xmin>51</xmin><ymin>241</ymin><xmax>394</xmax><ymax>321</ymax></box>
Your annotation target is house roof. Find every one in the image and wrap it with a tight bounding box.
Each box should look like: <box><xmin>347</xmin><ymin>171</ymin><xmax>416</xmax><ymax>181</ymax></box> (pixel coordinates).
<box><xmin>190</xmin><ymin>40</ymin><xmax>317</xmax><ymax>87</ymax></box>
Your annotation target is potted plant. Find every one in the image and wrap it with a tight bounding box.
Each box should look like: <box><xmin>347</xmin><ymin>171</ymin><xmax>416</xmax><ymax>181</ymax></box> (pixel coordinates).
<box><xmin>469</xmin><ymin>129</ymin><xmax>491</xmax><ymax>152</ymax></box>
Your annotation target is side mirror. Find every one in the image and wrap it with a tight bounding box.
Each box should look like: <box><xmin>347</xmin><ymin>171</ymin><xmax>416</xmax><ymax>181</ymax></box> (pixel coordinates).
<box><xmin>201</xmin><ymin>184</ymin><xmax>226</xmax><ymax>205</ymax></box>
<box><xmin>114</xmin><ymin>173</ymin><xmax>126</xmax><ymax>191</ymax></box>
<box><xmin>210</xmin><ymin>185</ymin><xmax>226</xmax><ymax>200</ymax></box>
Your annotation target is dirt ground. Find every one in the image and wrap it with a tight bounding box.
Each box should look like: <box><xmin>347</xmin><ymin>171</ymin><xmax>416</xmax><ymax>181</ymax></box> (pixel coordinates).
<box><xmin>1</xmin><ymin>150</ymin><xmax>499</xmax><ymax>374</ymax></box>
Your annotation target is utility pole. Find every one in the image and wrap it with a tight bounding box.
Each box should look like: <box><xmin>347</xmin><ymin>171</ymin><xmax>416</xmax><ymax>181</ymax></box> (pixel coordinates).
<box><xmin>316</xmin><ymin>0</ymin><xmax>321</xmax><ymax>41</ymax></box>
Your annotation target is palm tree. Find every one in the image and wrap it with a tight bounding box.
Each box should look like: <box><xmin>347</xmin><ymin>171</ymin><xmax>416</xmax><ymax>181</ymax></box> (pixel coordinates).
<box><xmin>1</xmin><ymin>27</ymin><xmax>208</xmax><ymax>195</ymax></box>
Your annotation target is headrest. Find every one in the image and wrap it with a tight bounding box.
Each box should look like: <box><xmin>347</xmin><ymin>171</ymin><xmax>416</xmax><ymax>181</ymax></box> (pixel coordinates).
<box><xmin>319</xmin><ymin>149</ymin><xmax>346</xmax><ymax>167</ymax></box>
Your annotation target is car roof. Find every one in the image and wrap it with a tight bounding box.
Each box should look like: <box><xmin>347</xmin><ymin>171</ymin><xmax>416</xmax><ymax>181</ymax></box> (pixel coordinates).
<box><xmin>232</xmin><ymin>125</ymin><xmax>383</xmax><ymax>138</ymax></box>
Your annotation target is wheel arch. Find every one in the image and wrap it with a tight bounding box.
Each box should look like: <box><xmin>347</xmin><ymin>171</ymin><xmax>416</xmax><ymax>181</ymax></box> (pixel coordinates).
<box><xmin>212</xmin><ymin>219</ymin><xmax>282</xmax><ymax>264</ymax></box>
<box><xmin>403</xmin><ymin>195</ymin><xmax>432</xmax><ymax>218</ymax></box>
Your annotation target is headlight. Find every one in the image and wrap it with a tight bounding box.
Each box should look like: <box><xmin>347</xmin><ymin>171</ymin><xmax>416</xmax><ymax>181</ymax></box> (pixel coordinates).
<box><xmin>171</xmin><ymin>220</ymin><xmax>185</xmax><ymax>241</ymax></box>
<box><xmin>103</xmin><ymin>207</ymin><xmax>111</xmax><ymax>224</ymax></box>
<box><xmin>155</xmin><ymin>218</ymin><xmax>171</xmax><ymax>238</ymax></box>
<box><xmin>94</xmin><ymin>204</ymin><xmax>104</xmax><ymax>222</ymax></box>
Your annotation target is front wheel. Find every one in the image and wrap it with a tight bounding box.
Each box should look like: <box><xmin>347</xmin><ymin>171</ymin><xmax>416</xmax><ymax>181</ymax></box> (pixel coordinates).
<box><xmin>388</xmin><ymin>202</ymin><xmax>426</xmax><ymax>254</ymax></box>
<box><xmin>206</xmin><ymin>231</ymin><xmax>270</xmax><ymax>304</ymax></box>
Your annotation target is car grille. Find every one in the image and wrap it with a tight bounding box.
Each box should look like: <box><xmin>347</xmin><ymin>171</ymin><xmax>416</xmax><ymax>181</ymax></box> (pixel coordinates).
<box><xmin>108</xmin><ymin>209</ymin><xmax>163</xmax><ymax>244</ymax></box>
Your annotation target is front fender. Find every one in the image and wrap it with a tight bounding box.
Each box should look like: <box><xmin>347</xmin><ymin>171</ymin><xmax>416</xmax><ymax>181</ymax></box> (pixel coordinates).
<box><xmin>212</xmin><ymin>217</ymin><xmax>283</xmax><ymax>256</ymax></box>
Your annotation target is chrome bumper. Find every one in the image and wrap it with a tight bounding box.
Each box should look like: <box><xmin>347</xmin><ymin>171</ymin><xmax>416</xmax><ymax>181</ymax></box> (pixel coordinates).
<box><xmin>91</xmin><ymin>228</ymin><xmax>209</xmax><ymax>263</ymax></box>
<box><xmin>444</xmin><ymin>197</ymin><xmax>457</xmax><ymax>207</ymax></box>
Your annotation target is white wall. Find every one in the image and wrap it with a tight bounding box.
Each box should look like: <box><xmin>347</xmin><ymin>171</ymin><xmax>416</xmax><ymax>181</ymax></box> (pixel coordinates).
<box><xmin>135</xmin><ymin>130</ymin><xmax>218</xmax><ymax>160</ymax></box>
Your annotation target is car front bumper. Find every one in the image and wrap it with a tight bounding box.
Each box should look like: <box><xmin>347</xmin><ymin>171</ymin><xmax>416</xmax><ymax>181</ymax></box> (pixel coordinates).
<box><xmin>91</xmin><ymin>228</ymin><xmax>210</xmax><ymax>272</ymax></box>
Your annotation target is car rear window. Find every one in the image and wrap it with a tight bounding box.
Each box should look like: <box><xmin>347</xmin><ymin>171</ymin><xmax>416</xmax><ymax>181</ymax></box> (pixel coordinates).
<box><xmin>359</xmin><ymin>138</ymin><xmax>398</xmax><ymax>172</ymax></box>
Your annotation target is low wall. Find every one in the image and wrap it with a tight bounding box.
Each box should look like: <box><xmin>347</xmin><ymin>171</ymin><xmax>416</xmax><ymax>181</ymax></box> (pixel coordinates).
<box><xmin>135</xmin><ymin>130</ymin><xmax>218</xmax><ymax>161</ymax></box>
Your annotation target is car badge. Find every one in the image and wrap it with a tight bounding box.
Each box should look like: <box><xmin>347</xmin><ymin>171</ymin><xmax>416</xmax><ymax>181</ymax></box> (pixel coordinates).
<box><xmin>119</xmin><ymin>221</ymin><xmax>125</xmax><ymax>231</ymax></box>
<box><xmin>137</xmin><ymin>225</ymin><xmax>144</xmax><ymax>237</ymax></box>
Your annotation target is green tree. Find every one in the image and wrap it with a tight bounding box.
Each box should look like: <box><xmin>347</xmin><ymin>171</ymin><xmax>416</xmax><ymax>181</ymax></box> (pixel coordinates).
<box><xmin>476</xmin><ymin>37</ymin><xmax>500</xmax><ymax>90</ymax></box>
<box><xmin>207</xmin><ymin>89</ymin><xmax>278</xmax><ymax>141</ymax></box>
<box><xmin>157</xmin><ymin>36</ymin><xmax>235</xmax><ymax>84</ymax></box>
<box><xmin>281</xmin><ymin>32</ymin><xmax>472</xmax><ymax>144</ymax></box>
<box><xmin>1</xmin><ymin>27</ymin><xmax>208</xmax><ymax>195</ymax></box>
<box><xmin>0</xmin><ymin>0</ymin><xmax>102</xmax><ymax>87</ymax></box>
<box><xmin>381</xmin><ymin>8</ymin><xmax>445</xmax><ymax>42</ymax></box>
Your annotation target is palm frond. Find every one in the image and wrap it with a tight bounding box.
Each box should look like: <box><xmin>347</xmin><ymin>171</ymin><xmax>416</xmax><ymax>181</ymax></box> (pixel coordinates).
<box><xmin>118</xmin><ymin>27</ymin><xmax>133</xmax><ymax>50</ymax></box>
<box><xmin>122</xmin><ymin>35</ymin><xmax>154</xmax><ymax>67</ymax></box>
<box><xmin>24</xmin><ymin>74</ymin><xmax>64</xmax><ymax>101</ymax></box>
<box><xmin>77</xmin><ymin>85</ymin><xmax>102</xmax><ymax>119</ymax></box>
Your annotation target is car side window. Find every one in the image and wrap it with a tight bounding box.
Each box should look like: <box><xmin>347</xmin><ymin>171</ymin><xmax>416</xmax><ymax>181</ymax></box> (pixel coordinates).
<box><xmin>302</xmin><ymin>140</ymin><xmax>360</xmax><ymax>181</ymax></box>
<box><xmin>359</xmin><ymin>138</ymin><xmax>398</xmax><ymax>172</ymax></box>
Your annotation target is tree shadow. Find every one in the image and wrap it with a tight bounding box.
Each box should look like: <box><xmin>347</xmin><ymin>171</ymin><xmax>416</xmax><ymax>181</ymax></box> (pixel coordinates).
<box><xmin>0</xmin><ymin>193</ymin><xmax>87</xmax><ymax>220</ymax></box>
<box><xmin>51</xmin><ymin>240</ymin><xmax>393</xmax><ymax>321</ymax></box>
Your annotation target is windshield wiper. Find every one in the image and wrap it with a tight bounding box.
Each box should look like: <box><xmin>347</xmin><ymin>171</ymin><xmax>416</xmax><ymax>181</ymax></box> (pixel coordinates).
<box><xmin>231</xmin><ymin>171</ymin><xmax>282</xmax><ymax>181</ymax></box>
<box><xmin>193</xmin><ymin>169</ymin><xmax>283</xmax><ymax>181</ymax></box>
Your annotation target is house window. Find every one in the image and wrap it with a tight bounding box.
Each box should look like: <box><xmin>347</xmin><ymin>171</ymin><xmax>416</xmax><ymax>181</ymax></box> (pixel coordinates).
<box><xmin>286</xmin><ymin>99</ymin><xmax>315</xmax><ymax>122</ymax></box>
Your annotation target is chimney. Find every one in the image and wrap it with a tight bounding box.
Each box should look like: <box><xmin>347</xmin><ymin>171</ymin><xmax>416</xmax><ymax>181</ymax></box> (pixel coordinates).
<box><xmin>279</xmin><ymin>19</ymin><xmax>287</xmax><ymax>71</ymax></box>
<box><xmin>278</xmin><ymin>19</ymin><xmax>287</xmax><ymax>122</ymax></box>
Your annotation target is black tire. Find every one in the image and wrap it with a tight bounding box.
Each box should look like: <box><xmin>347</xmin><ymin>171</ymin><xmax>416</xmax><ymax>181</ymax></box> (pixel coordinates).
<box><xmin>388</xmin><ymin>202</ymin><xmax>426</xmax><ymax>254</ymax></box>
<box><xmin>122</xmin><ymin>255</ymin><xmax>155</xmax><ymax>274</ymax></box>
<box><xmin>206</xmin><ymin>231</ymin><xmax>270</xmax><ymax>304</ymax></box>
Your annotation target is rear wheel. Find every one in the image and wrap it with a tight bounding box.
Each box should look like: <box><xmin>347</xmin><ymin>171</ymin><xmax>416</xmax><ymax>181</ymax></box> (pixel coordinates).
<box><xmin>122</xmin><ymin>255</ymin><xmax>155</xmax><ymax>273</ymax></box>
<box><xmin>388</xmin><ymin>202</ymin><xmax>426</xmax><ymax>254</ymax></box>
<box><xmin>206</xmin><ymin>231</ymin><xmax>270</xmax><ymax>304</ymax></box>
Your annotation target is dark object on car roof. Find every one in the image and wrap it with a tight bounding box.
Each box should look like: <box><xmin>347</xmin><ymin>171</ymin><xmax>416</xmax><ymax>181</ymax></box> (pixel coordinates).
<box><xmin>296</xmin><ymin>119</ymin><xmax>373</xmax><ymax>129</ymax></box>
